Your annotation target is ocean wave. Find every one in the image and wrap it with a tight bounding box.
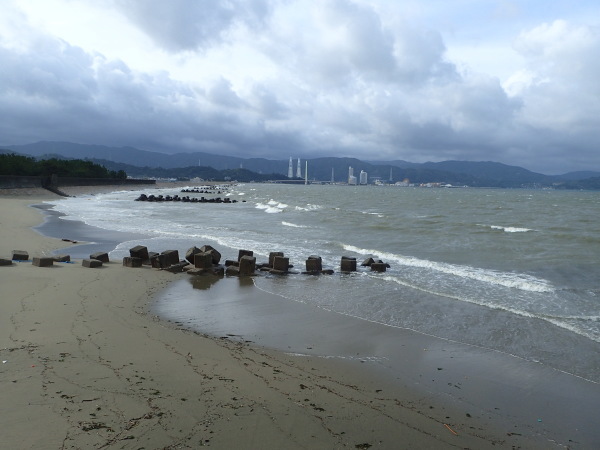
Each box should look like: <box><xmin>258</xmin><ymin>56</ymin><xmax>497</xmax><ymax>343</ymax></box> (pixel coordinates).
<box><xmin>362</xmin><ymin>211</ymin><xmax>385</xmax><ymax>218</ymax></box>
<box><xmin>282</xmin><ymin>221</ymin><xmax>308</xmax><ymax>228</ymax></box>
<box><xmin>255</xmin><ymin>202</ymin><xmax>284</xmax><ymax>213</ymax></box>
<box><xmin>342</xmin><ymin>244</ymin><xmax>554</xmax><ymax>293</ymax></box>
<box><xmin>483</xmin><ymin>224</ymin><xmax>535</xmax><ymax>233</ymax></box>
<box><xmin>374</xmin><ymin>273</ymin><xmax>599</xmax><ymax>343</ymax></box>
<box><xmin>295</xmin><ymin>204</ymin><xmax>322</xmax><ymax>211</ymax></box>
<box><xmin>267</xmin><ymin>199</ymin><xmax>288</xmax><ymax>208</ymax></box>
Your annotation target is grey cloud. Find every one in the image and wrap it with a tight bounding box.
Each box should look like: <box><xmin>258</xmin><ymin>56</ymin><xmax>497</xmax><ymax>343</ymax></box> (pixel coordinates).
<box><xmin>1</xmin><ymin>2</ymin><xmax>599</xmax><ymax>174</ymax></box>
<box><xmin>207</xmin><ymin>77</ymin><xmax>245</xmax><ymax>108</ymax></box>
<box><xmin>248</xmin><ymin>83</ymin><xmax>289</xmax><ymax>119</ymax></box>
<box><xmin>113</xmin><ymin>0</ymin><xmax>272</xmax><ymax>52</ymax></box>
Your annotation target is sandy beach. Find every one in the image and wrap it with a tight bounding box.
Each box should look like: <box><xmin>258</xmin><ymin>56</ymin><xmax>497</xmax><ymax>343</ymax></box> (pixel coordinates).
<box><xmin>0</xmin><ymin>186</ymin><xmax>596</xmax><ymax>449</ymax></box>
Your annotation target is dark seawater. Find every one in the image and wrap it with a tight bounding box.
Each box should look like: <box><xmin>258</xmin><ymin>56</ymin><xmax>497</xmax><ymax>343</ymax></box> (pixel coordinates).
<box><xmin>48</xmin><ymin>184</ymin><xmax>600</xmax><ymax>383</ymax></box>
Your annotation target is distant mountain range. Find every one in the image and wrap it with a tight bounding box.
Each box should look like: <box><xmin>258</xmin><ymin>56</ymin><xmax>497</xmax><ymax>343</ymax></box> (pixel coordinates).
<box><xmin>2</xmin><ymin>141</ymin><xmax>600</xmax><ymax>189</ymax></box>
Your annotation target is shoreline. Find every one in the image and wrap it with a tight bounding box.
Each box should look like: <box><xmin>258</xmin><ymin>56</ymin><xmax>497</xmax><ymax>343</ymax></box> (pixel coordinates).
<box><xmin>1</xmin><ymin>187</ymin><xmax>597</xmax><ymax>448</ymax></box>
<box><xmin>156</xmin><ymin>275</ymin><xmax>600</xmax><ymax>447</ymax></box>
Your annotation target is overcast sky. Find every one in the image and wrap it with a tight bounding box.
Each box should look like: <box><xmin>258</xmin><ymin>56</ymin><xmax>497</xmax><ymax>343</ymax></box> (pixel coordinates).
<box><xmin>1</xmin><ymin>0</ymin><xmax>599</xmax><ymax>174</ymax></box>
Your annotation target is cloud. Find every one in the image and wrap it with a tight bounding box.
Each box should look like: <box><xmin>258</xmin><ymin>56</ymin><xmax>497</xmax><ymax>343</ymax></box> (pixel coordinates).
<box><xmin>113</xmin><ymin>0</ymin><xmax>272</xmax><ymax>52</ymax></box>
<box><xmin>0</xmin><ymin>1</ymin><xmax>599</xmax><ymax>173</ymax></box>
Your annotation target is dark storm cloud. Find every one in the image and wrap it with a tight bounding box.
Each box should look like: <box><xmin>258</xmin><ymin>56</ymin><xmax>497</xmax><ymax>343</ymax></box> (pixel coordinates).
<box><xmin>0</xmin><ymin>34</ymin><xmax>265</xmax><ymax>154</ymax></box>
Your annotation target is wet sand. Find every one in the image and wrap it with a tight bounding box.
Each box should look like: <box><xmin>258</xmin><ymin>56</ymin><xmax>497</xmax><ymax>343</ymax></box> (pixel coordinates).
<box><xmin>1</xmin><ymin>186</ymin><xmax>597</xmax><ymax>449</ymax></box>
<box><xmin>158</xmin><ymin>275</ymin><xmax>600</xmax><ymax>449</ymax></box>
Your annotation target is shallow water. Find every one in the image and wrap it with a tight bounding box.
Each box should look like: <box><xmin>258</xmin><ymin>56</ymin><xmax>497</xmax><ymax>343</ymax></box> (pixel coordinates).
<box><xmin>48</xmin><ymin>184</ymin><xmax>600</xmax><ymax>382</ymax></box>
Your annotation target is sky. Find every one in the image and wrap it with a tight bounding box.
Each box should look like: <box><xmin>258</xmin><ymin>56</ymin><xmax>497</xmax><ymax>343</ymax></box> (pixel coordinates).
<box><xmin>1</xmin><ymin>0</ymin><xmax>599</xmax><ymax>174</ymax></box>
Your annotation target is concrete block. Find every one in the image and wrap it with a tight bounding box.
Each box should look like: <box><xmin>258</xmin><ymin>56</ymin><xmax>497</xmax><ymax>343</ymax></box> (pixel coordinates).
<box><xmin>239</xmin><ymin>255</ymin><xmax>256</xmax><ymax>276</ymax></box>
<box><xmin>12</xmin><ymin>250</ymin><xmax>29</xmax><ymax>261</ymax></box>
<box><xmin>194</xmin><ymin>252</ymin><xmax>213</xmax><ymax>269</ymax></box>
<box><xmin>129</xmin><ymin>245</ymin><xmax>149</xmax><ymax>262</ymax></box>
<box><xmin>273</xmin><ymin>256</ymin><xmax>289</xmax><ymax>272</ymax></box>
<box><xmin>150</xmin><ymin>253</ymin><xmax>169</xmax><ymax>269</ymax></box>
<box><xmin>200</xmin><ymin>245</ymin><xmax>221</xmax><ymax>264</ymax></box>
<box><xmin>361</xmin><ymin>257</ymin><xmax>375</xmax><ymax>267</ymax></box>
<box><xmin>82</xmin><ymin>259</ymin><xmax>103</xmax><ymax>268</ymax></box>
<box><xmin>0</xmin><ymin>258</ymin><xmax>13</xmax><ymax>266</ymax></box>
<box><xmin>340</xmin><ymin>256</ymin><xmax>357</xmax><ymax>272</ymax></box>
<box><xmin>238</xmin><ymin>249</ymin><xmax>254</xmax><ymax>261</ymax></box>
<box><xmin>161</xmin><ymin>249</ymin><xmax>180</xmax><ymax>266</ymax></box>
<box><xmin>370</xmin><ymin>262</ymin><xmax>387</xmax><ymax>272</ymax></box>
<box><xmin>165</xmin><ymin>261</ymin><xmax>189</xmax><ymax>273</ymax></box>
<box><xmin>306</xmin><ymin>256</ymin><xmax>322</xmax><ymax>272</ymax></box>
<box><xmin>32</xmin><ymin>257</ymin><xmax>54</xmax><ymax>267</ymax></box>
<box><xmin>90</xmin><ymin>252</ymin><xmax>109</xmax><ymax>263</ymax></box>
<box><xmin>226</xmin><ymin>265</ymin><xmax>240</xmax><ymax>276</ymax></box>
<box><xmin>148</xmin><ymin>252</ymin><xmax>159</xmax><ymax>265</ymax></box>
<box><xmin>53</xmin><ymin>254</ymin><xmax>71</xmax><ymax>262</ymax></box>
<box><xmin>269</xmin><ymin>252</ymin><xmax>284</xmax><ymax>267</ymax></box>
<box><xmin>123</xmin><ymin>256</ymin><xmax>143</xmax><ymax>268</ymax></box>
<box><xmin>185</xmin><ymin>246</ymin><xmax>201</xmax><ymax>264</ymax></box>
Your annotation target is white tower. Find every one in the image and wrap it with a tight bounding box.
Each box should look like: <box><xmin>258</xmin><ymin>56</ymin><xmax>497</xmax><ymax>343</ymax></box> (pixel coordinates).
<box><xmin>348</xmin><ymin>166</ymin><xmax>357</xmax><ymax>185</ymax></box>
<box><xmin>288</xmin><ymin>157</ymin><xmax>293</xmax><ymax>178</ymax></box>
<box><xmin>296</xmin><ymin>158</ymin><xmax>302</xmax><ymax>178</ymax></box>
<box><xmin>360</xmin><ymin>170</ymin><xmax>368</xmax><ymax>185</ymax></box>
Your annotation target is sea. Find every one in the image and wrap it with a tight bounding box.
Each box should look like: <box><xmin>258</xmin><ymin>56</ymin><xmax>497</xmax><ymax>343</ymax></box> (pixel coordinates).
<box><xmin>46</xmin><ymin>183</ymin><xmax>600</xmax><ymax>384</ymax></box>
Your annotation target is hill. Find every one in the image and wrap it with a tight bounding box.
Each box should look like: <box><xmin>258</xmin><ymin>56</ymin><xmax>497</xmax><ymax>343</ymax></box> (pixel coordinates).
<box><xmin>4</xmin><ymin>141</ymin><xmax>600</xmax><ymax>188</ymax></box>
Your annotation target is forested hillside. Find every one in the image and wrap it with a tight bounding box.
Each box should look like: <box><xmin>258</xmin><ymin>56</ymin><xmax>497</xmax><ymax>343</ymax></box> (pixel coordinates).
<box><xmin>0</xmin><ymin>153</ymin><xmax>126</xmax><ymax>179</ymax></box>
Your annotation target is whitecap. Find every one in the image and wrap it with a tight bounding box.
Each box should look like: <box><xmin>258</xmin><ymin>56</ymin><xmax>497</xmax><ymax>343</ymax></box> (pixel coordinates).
<box><xmin>282</xmin><ymin>221</ymin><xmax>307</xmax><ymax>228</ymax></box>
<box><xmin>490</xmin><ymin>225</ymin><xmax>534</xmax><ymax>233</ymax></box>
<box><xmin>342</xmin><ymin>244</ymin><xmax>553</xmax><ymax>293</ymax></box>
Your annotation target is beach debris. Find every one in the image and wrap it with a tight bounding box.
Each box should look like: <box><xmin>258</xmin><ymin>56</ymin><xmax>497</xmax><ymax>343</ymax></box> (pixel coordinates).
<box><xmin>79</xmin><ymin>421</ymin><xmax>113</xmax><ymax>432</ymax></box>
<box><xmin>123</xmin><ymin>256</ymin><xmax>143</xmax><ymax>268</ymax></box>
<box><xmin>90</xmin><ymin>251</ymin><xmax>109</xmax><ymax>263</ymax></box>
<box><xmin>0</xmin><ymin>258</ymin><xmax>13</xmax><ymax>266</ymax></box>
<box><xmin>82</xmin><ymin>259</ymin><xmax>103</xmax><ymax>268</ymax></box>
<box><xmin>355</xmin><ymin>444</ymin><xmax>372</xmax><ymax>449</ymax></box>
<box><xmin>340</xmin><ymin>256</ymin><xmax>357</xmax><ymax>272</ymax></box>
<box><xmin>61</xmin><ymin>238</ymin><xmax>78</xmax><ymax>243</ymax></box>
<box><xmin>11</xmin><ymin>250</ymin><xmax>29</xmax><ymax>261</ymax></box>
<box><xmin>32</xmin><ymin>256</ymin><xmax>54</xmax><ymax>267</ymax></box>
<box><xmin>444</xmin><ymin>423</ymin><xmax>459</xmax><ymax>435</ymax></box>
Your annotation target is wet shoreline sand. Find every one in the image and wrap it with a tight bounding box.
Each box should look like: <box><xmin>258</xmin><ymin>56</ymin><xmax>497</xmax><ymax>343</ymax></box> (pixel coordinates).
<box><xmin>1</xmin><ymin>186</ymin><xmax>597</xmax><ymax>448</ymax></box>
